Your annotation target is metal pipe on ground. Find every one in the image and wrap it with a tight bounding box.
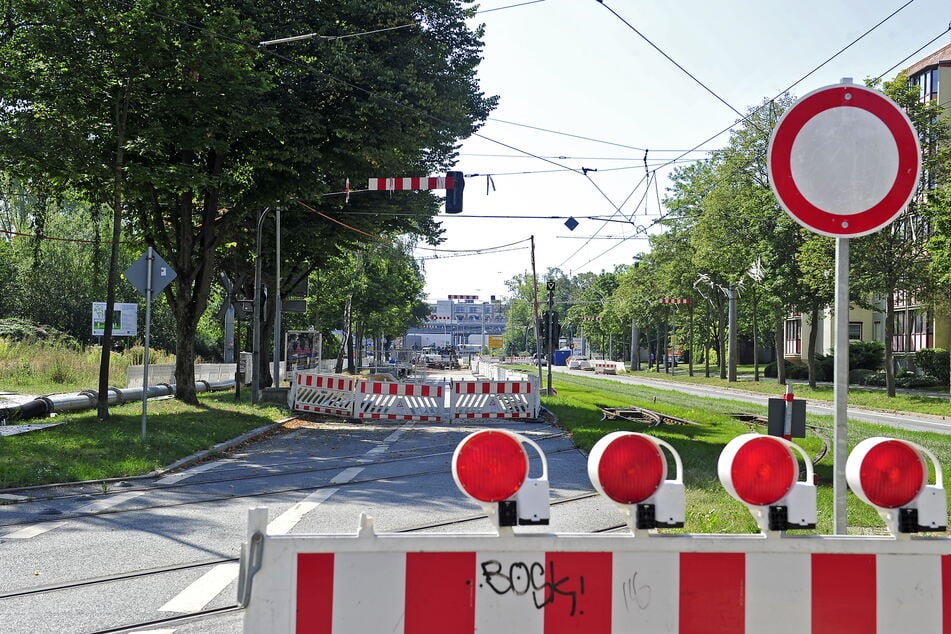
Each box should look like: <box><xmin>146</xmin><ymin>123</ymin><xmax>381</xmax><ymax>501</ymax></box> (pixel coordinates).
<box><xmin>0</xmin><ymin>380</ymin><xmax>234</xmax><ymax>424</ymax></box>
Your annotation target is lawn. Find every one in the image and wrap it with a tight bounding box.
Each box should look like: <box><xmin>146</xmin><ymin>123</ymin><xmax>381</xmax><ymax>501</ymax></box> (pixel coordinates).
<box><xmin>0</xmin><ymin>391</ymin><xmax>285</xmax><ymax>489</ymax></box>
<box><xmin>542</xmin><ymin>371</ymin><xmax>951</xmax><ymax>535</ymax></box>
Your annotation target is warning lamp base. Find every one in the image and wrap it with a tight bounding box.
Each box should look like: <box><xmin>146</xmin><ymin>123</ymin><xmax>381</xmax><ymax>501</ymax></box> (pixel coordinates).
<box><xmin>498</xmin><ymin>501</ymin><xmax>517</xmax><ymax>527</ymax></box>
<box><xmin>767</xmin><ymin>505</ymin><xmax>817</xmax><ymax>531</ymax></box>
<box><xmin>634</xmin><ymin>503</ymin><xmax>684</xmax><ymax>530</ymax></box>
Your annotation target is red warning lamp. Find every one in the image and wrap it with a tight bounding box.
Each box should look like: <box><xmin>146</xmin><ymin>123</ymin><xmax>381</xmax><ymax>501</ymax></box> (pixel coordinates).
<box><xmin>729</xmin><ymin>435</ymin><xmax>797</xmax><ymax>506</ymax></box>
<box><xmin>846</xmin><ymin>437</ymin><xmax>946</xmax><ymax>534</ymax></box>
<box><xmin>718</xmin><ymin>433</ymin><xmax>816</xmax><ymax>532</ymax></box>
<box><xmin>453</xmin><ymin>430</ymin><xmax>528</xmax><ymax>502</ymax></box>
<box><xmin>587</xmin><ymin>432</ymin><xmax>685</xmax><ymax>531</ymax></box>
<box><xmin>452</xmin><ymin>429</ymin><xmax>550</xmax><ymax>530</ymax></box>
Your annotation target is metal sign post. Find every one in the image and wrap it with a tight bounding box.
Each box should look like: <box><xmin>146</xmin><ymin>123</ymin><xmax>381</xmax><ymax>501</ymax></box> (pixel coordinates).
<box><xmin>124</xmin><ymin>247</ymin><xmax>176</xmax><ymax>443</ymax></box>
<box><xmin>767</xmin><ymin>79</ymin><xmax>921</xmax><ymax>534</ymax></box>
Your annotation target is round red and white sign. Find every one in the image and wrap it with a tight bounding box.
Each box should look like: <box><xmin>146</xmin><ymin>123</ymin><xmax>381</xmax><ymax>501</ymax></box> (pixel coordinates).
<box><xmin>767</xmin><ymin>83</ymin><xmax>921</xmax><ymax>237</ymax></box>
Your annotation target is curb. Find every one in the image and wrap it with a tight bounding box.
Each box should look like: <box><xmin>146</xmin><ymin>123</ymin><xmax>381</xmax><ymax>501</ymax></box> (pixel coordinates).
<box><xmin>0</xmin><ymin>416</ymin><xmax>295</xmax><ymax>496</ymax></box>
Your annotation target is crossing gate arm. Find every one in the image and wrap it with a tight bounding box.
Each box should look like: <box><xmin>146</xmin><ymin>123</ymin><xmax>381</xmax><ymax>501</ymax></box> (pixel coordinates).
<box><xmin>240</xmin><ymin>508</ymin><xmax>951</xmax><ymax>633</ymax></box>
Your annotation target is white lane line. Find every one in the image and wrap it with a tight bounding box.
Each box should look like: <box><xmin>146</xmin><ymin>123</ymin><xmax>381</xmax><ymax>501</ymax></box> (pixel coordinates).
<box><xmin>0</xmin><ymin>493</ymin><xmax>28</xmax><ymax>502</ymax></box>
<box><xmin>266</xmin><ymin>488</ymin><xmax>339</xmax><ymax>536</ymax></box>
<box><xmin>158</xmin><ymin>563</ymin><xmax>240</xmax><ymax>613</ymax></box>
<box><xmin>3</xmin><ymin>491</ymin><xmax>146</xmax><ymax>539</ymax></box>
<box><xmin>383</xmin><ymin>423</ymin><xmax>414</xmax><ymax>443</ymax></box>
<box><xmin>159</xmin><ymin>486</ymin><xmax>346</xmax><ymax>613</ymax></box>
<box><xmin>78</xmin><ymin>491</ymin><xmax>146</xmax><ymax>513</ymax></box>
<box><xmin>330</xmin><ymin>467</ymin><xmax>365</xmax><ymax>484</ymax></box>
<box><xmin>364</xmin><ymin>444</ymin><xmax>389</xmax><ymax>457</ymax></box>
<box><xmin>155</xmin><ymin>460</ymin><xmax>225</xmax><ymax>486</ymax></box>
<box><xmin>3</xmin><ymin>521</ymin><xmax>67</xmax><ymax>539</ymax></box>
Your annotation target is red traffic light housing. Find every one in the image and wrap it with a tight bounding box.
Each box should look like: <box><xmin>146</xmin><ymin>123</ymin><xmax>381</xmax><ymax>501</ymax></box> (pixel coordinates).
<box><xmin>718</xmin><ymin>433</ymin><xmax>816</xmax><ymax>532</ymax></box>
<box><xmin>846</xmin><ymin>437</ymin><xmax>947</xmax><ymax>534</ymax></box>
<box><xmin>587</xmin><ymin>432</ymin><xmax>685</xmax><ymax>532</ymax></box>
<box><xmin>452</xmin><ymin>429</ymin><xmax>549</xmax><ymax>530</ymax></box>
<box><xmin>445</xmin><ymin>171</ymin><xmax>464</xmax><ymax>213</ymax></box>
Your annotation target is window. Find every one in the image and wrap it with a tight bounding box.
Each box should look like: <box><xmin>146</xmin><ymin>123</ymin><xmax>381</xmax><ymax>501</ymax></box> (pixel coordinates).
<box><xmin>848</xmin><ymin>322</ymin><xmax>863</xmax><ymax>340</ymax></box>
<box><xmin>784</xmin><ymin>318</ymin><xmax>801</xmax><ymax>356</ymax></box>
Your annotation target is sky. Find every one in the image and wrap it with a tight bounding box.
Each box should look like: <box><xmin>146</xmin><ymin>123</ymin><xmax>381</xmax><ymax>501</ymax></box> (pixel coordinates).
<box><xmin>416</xmin><ymin>0</ymin><xmax>951</xmax><ymax>302</ymax></box>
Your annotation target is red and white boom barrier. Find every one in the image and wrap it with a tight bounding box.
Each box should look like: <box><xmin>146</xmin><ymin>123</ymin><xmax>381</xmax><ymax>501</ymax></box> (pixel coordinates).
<box><xmin>239</xmin><ymin>430</ymin><xmax>949</xmax><ymax>633</ymax></box>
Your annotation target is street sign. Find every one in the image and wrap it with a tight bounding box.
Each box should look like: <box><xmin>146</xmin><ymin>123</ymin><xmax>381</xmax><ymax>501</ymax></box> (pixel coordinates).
<box><xmin>124</xmin><ymin>249</ymin><xmax>177</xmax><ymax>297</ymax></box>
<box><xmin>767</xmin><ymin>83</ymin><xmax>921</xmax><ymax>237</ymax></box>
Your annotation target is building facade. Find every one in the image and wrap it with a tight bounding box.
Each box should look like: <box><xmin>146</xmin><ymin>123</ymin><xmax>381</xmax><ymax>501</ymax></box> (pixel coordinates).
<box><xmin>784</xmin><ymin>43</ymin><xmax>951</xmax><ymax>365</ymax></box>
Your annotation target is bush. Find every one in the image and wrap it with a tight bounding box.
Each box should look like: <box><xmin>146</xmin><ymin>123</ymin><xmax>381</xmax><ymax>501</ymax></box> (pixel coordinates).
<box><xmin>864</xmin><ymin>372</ymin><xmax>887</xmax><ymax>387</ymax></box>
<box><xmin>896</xmin><ymin>371</ymin><xmax>939</xmax><ymax>388</ymax></box>
<box><xmin>849</xmin><ymin>340</ymin><xmax>884</xmax><ymax>371</ymax></box>
<box><xmin>914</xmin><ymin>348</ymin><xmax>949</xmax><ymax>385</ymax></box>
<box><xmin>849</xmin><ymin>368</ymin><xmax>875</xmax><ymax>385</ymax></box>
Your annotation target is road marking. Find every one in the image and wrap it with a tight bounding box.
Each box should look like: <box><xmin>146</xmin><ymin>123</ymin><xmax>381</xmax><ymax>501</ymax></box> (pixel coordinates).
<box><xmin>156</xmin><ymin>460</ymin><xmax>225</xmax><ymax>486</ymax></box>
<box><xmin>266</xmin><ymin>488</ymin><xmax>339</xmax><ymax>536</ymax></box>
<box><xmin>2</xmin><ymin>491</ymin><xmax>146</xmax><ymax>539</ymax></box>
<box><xmin>330</xmin><ymin>467</ymin><xmax>365</xmax><ymax>484</ymax></box>
<box><xmin>3</xmin><ymin>521</ymin><xmax>67</xmax><ymax>539</ymax></box>
<box><xmin>158</xmin><ymin>563</ymin><xmax>240</xmax><ymax>613</ymax></box>
<box><xmin>0</xmin><ymin>493</ymin><xmax>28</xmax><ymax>502</ymax></box>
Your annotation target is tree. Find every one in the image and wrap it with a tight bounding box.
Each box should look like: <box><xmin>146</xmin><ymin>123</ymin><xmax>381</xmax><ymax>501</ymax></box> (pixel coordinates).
<box><xmin>0</xmin><ymin>1</ymin><xmax>495</xmax><ymax>408</ymax></box>
<box><xmin>852</xmin><ymin>74</ymin><xmax>951</xmax><ymax>396</ymax></box>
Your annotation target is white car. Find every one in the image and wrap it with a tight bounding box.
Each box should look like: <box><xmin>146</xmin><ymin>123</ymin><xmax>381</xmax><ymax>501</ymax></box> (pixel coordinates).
<box><xmin>567</xmin><ymin>356</ymin><xmax>589</xmax><ymax>370</ymax></box>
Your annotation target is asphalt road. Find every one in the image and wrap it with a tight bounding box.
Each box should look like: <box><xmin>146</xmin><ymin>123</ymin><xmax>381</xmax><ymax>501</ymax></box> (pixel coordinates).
<box><xmin>0</xmin><ymin>414</ymin><xmax>609</xmax><ymax>633</ymax></box>
<box><xmin>2</xmin><ymin>367</ymin><xmax>950</xmax><ymax>632</ymax></box>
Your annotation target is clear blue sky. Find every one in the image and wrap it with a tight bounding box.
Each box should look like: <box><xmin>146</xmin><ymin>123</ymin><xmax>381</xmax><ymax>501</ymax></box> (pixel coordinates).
<box><xmin>417</xmin><ymin>0</ymin><xmax>951</xmax><ymax>301</ymax></box>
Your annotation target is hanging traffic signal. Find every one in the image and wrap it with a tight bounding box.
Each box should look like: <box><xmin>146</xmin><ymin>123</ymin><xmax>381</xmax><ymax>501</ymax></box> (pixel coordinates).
<box><xmin>445</xmin><ymin>171</ymin><xmax>464</xmax><ymax>213</ymax></box>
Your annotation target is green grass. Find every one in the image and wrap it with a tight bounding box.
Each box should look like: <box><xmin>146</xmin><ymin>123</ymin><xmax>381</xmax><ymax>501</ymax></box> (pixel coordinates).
<box><xmin>595</xmin><ymin>364</ymin><xmax>951</xmax><ymax>417</ymax></box>
<box><xmin>0</xmin><ymin>390</ymin><xmax>285</xmax><ymax>489</ymax></box>
<box><xmin>0</xmin><ymin>339</ymin><xmax>175</xmax><ymax>394</ymax></box>
<box><xmin>543</xmin><ymin>371</ymin><xmax>951</xmax><ymax>534</ymax></box>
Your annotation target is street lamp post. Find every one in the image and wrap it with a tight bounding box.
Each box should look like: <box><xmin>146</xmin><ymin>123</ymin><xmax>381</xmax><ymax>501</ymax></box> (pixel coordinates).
<box><xmin>251</xmin><ymin>207</ymin><xmax>282</xmax><ymax>404</ymax></box>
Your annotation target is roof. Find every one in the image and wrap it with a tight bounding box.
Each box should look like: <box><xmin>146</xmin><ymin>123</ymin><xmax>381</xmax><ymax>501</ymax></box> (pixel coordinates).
<box><xmin>903</xmin><ymin>41</ymin><xmax>951</xmax><ymax>77</ymax></box>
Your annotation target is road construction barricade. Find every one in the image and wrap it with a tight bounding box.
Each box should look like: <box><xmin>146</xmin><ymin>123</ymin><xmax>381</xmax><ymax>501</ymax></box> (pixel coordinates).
<box><xmin>354</xmin><ymin>380</ymin><xmax>446</xmax><ymax>422</ymax></box>
<box><xmin>290</xmin><ymin>373</ymin><xmax>357</xmax><ymax>417</ymax></box>
<box><xmin>238</xmin><ymin>509</ymin><xmax>951</xmax><ymax>634</ymax></box>
<box><xmin>451</xmin><ymin>379</ymin><xmax>539</xmax><ymax>420</ymax></box>
<box><xmin>593</xmin><ymin>361</ymin><xmax>621</xmax><ymax>374</ymax></box>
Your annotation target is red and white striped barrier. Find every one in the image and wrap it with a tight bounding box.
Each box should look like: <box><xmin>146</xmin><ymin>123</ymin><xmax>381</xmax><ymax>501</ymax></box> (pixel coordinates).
<box><xmin>240</xmin><ymin>511</ymin><xmax>951</xmax><ymax>634</ymax></box>
<box><xmin>451</xmin><ymin>380</ymin><xmax>538</xmax><ymax>420</ymax></box>
<box><xmin>367</xmin><ymin>176</ymin><xmax>453</xmax><ymax>191</ymax></box>
<box><xmin>291</xmin><ymin>373</ymin><xmax>356</xmax><ymax>418</ymax></box>
<box><xmin>593</xmin><ymin>361</ymin><xmax>623</xmax><ymax>375</ymax></box>
<box><xmin>354</xmin><ymin>380</ymin><xmax>445</xmax><ymax>422</ymax></box>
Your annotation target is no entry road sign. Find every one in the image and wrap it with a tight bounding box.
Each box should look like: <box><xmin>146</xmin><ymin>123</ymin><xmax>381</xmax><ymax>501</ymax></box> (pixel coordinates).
<box><xmin>768</xmin><ymin>83</ymin><xmax>921</xmax><ymax>237</ymax></box>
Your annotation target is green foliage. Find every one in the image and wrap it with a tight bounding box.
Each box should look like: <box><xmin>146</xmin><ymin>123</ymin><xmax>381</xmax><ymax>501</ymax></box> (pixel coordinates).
<box><xmin>0</xmin><ymin>391</ymin><xmax>282</xmax><ymax>488</ymax></box>
<box><xmin>849</xmin><ymin>340</ymin><xmax>884</xmax><ymax>371</ymax></box>
<box><xmin>914</xmin><ymin>348</ymin><xmax>950</xmax><ymax>384</ymax></box>
<box><xmin>0</xmin><ymin>318</ymin><xmax>77</xmax><ymax>346</ymax></box>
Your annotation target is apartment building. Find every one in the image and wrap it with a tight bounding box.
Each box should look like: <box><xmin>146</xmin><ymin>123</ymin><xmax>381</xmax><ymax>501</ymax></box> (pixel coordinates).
<box><xmin>784</xmin><ymin>42</ymin><xmax>951</xmax><ymax>364</ymax></box>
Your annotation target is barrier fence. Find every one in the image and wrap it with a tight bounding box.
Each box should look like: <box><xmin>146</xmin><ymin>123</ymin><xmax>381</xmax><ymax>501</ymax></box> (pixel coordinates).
<box><xmin>289</xmin><ymin>371</ymin><xmax>539</xmax><ymax>421</ymax></box>
<box><xmin>239</xmin><ymin>510</ymin><xmax>951</xmax><ymax>634</ymax></box>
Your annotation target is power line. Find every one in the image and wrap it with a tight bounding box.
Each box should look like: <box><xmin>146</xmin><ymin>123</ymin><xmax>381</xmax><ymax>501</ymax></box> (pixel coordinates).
<box><xmin>594</xmin><ymin>0</ymin><xmax>745</xmax><ymax>119</ymax></box>
<box><xmin>476</xmin><ymin>0</ymin><xmax>547</xmax><ymax>14</ymax></box>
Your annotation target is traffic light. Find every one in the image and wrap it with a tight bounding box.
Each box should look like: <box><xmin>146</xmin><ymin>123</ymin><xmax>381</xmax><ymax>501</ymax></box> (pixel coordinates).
<box><xmin>445</xmin><ymin>171</ymin><xmax>464</xmax><ymax>213</ymax></box>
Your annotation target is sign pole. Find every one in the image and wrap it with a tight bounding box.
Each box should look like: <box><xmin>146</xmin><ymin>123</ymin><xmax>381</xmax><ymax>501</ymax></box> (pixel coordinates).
<box><xmin>833</xmin><ymin>237</ymin><xmax>849</xmax><ymax>534</ymax></box>
<box><xmin>141</xmin><ymin>246</ymin><xmax>153</xmax><ymax>443</ymax></box>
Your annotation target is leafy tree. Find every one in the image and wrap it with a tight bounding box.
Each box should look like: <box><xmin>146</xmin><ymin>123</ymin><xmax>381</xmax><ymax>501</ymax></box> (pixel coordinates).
<box><xmin>0</xmin><ymin>1</ymin><xmax>495</xmax><ymax>410</ymax></box>
<box><xmin>852</xmin><ymin>74</ymin><xmax>951</xmax><ymax>396</ymax></box>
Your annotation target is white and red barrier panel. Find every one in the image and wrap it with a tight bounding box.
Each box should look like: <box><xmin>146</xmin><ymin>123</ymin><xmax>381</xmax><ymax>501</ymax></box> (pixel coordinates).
<box><xmin>354</xmin><ymin>380</ymin><xmax>445</xmax><ymax>422</ymax></box>
<box><xmin>593</xmin><ymin>361</ymin><xmax>622</xmax><ymax>375</ymax></box>
<box><xmin>367</xmin><ymin>176</ymin><xmax>453</xmax><ymax>191</ymax></box>
<box><xmin>291</xmin><ymin>373</ymin><xmax>356</xmax><ymax>417</ymax></box>
<box><xmin>451</xmin><ymin>380</ymin><xmax>538</xmax><ymax>420</ymax></box>
<box><xmin>240</xmin><ymin>514</ymin><xmax>951</xmax><ymax>634</ymax></box>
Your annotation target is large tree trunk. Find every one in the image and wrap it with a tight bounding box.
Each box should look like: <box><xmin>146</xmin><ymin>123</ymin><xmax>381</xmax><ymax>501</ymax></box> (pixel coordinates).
<box><xmin>718</xmin><ymin>304</ymin><xmax>727</xmax><ymax>379</ymax></box>
<box><xmin>775</xmin><ymin>316</ymin><xmax>786</xmax><ymax>385</ymax></box>
<box><xmin>806</xmin><ymin>305</ymin><xmax>820</xmax><ymax>389</ymax></box>
<box><xmin>97</xmin><ymin>80</ymin><xmax>130</xmax><ymax>421</ymax></box>
<box><xmin>335</xmin><ymin>296</ymin><xmax>352</xmax><ymax>374</ymax></box>
<box><xmin>884</xmin><ymin>292</ymin><xmax>896</xmax><ymax>397</ymax></box>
